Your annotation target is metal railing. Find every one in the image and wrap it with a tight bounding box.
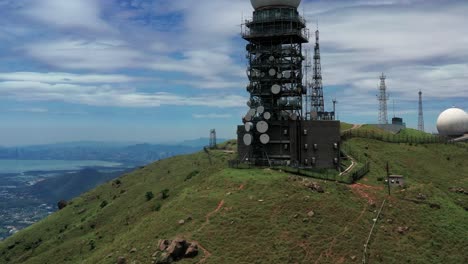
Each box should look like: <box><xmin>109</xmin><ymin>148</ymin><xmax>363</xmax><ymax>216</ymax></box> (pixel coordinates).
<box><xmin>242</xmin><ymin>26</ymin><xmax>310</xmax><ymax>40</ymax></box>
<box><xmin>245</xmin><ymin>14</ymin><xmax>307</xmax><ymax>26</ymax></box>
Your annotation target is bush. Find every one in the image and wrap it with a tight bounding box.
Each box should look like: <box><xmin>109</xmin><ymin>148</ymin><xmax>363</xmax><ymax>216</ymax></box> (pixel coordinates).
<box><xmin>160</xmin><ymin>189</ymin><xmax>170</xmax><ymax>200</ymax></box>
<box><xmin>57</xmin><ymin>200</ymin><xmax>68</xmax><ymax>210</ymax></box>
<box><xmin>154</xmin><ymin>203</ymin><xmax>162</xmax><ymax>212</ymax></box>
<box><xmin>100</xmin><ymin>200</ymin><xmax>108</xmax><ymax>208</ymax></box>
<box><xmin>145</xmin><ymin>191</ymin><xmax>155</xmax><ymax>201</ymax></box>
<box><xmin>185</xmin><ymin>170</ymin><xmax>199</xmax><ymax>181</ymax></box>
<box><xmin>88</xmin><ymin>240</ymin><xmax>96</xmax><ymax>250</ymax></box>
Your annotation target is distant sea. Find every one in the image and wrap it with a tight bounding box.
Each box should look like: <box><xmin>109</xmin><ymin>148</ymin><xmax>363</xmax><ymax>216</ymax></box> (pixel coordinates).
<box><xmin>0</xmin><ymin>160</ymin><xmax>122</xmax><ymax>174</ymax></box>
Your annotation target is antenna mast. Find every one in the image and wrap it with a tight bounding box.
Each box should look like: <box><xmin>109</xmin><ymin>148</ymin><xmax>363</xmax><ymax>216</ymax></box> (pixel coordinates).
<box><xmin>418</xmin><ymin>90</ymin><xmax>425</xmax><ymax>132</ymax></box>
<box><xmin>311</xmin><ymin>27</ymin><xmax>325</xmax><ymax>120</ymax></box>
<box><xmin>378</xmin><ymin>73</ymin><xmax>389</xmax><ymax>124</ymax></box>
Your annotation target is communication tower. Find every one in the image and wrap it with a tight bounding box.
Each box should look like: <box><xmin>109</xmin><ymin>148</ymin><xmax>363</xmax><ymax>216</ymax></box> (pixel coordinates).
<box><xmin>418</xmin><ymin>90</ymin><xmax>424</xmax><ymax>132</ymax></box>
<box><xmin>311</xmin><ymin>29</ymin><xmax>325</xmax><ymax>120</ymax></box>
<box><xmin>209</xmin><ymin>129</ymin><xmax>217</xmax><ymax>149</ymax></box>
<box><xmin>237</xmin><ymin>0</ymin><xmax>341</xmax><ymax>169</ymax></box>
<box><xmin>378</xmin><ymin>73</ymin><xmax>389</xmax><ymax>124</ymax></box>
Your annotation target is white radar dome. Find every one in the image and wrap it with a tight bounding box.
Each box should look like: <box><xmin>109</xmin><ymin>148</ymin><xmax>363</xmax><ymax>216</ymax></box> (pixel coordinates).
<box><xmin>436</xmin><ymin>107</ymin><xmax>468</xmax><ymax>136</ymax></box>
<box><xmin>251</xmin><ymin>0</ymin><xmax>301</xmax><ymax>10</ymax></box>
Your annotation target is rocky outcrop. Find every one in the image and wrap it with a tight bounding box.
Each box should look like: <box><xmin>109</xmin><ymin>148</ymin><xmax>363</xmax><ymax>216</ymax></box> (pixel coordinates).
<box><xmin>154</xmin><ymin>239</ymin><xmax>199</xmax><ymax>264</ymax></box>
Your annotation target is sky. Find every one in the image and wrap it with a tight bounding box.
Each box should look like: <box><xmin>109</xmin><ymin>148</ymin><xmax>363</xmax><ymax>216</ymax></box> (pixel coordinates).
<box><xmin>0</xmin><ymin>0</ymin><xmax>467</xmax><ymax>146</ymax></box>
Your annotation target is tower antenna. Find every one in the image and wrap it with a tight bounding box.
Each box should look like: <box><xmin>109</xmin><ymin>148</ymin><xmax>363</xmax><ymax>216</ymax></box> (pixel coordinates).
<box><xmin>418</xmin><ymin>90</ymin><xmax>425</xmax><ymax>132</ymax></box>
<box><xmin>378</xmin><ymin>73</ymin><xmax>389</xmax><ymax>124</ymax></box>
<box><xmin>311</xmin><ymin>26</ymin><xmax>325</xmax><ymax>120</ymax></box>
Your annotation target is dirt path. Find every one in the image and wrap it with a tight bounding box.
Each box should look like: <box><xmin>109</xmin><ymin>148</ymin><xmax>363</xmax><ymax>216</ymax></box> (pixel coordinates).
<box><xmin>339</xmin><ymin>155</ymin><xmax>356</xmax><ymax>176</ymax></box>
<box><xmin>343</xmin><ymin>124</ymin><xmax>363</xmax><ymax>133</ymax></box>
<box><xmin>195</xmin><ymin>242</ymin><xmax>212</xmax><ymax>264</ymax></box>
<box><xmin>350</xmin><ymin>183</ymin><xmax>383</xmax><ymax>204</ymax></box>
<box><xmin>194</xmin><ymin>200</ymin><xmax>225</xmax><ymax>263</ymax></box>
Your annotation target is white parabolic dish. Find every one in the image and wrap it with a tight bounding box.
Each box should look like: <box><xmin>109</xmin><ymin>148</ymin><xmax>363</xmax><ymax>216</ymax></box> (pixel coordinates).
<box><xmin>251</xmin><ymin>0</ymin><xmax>301</xmax><ymax>9</ymax></box>
<box><xmin>436</xmin><ymin>107</ymin><xmax>468</xmax><ymax>136</ymax></box>
<box><xmin>243</xmin><ymin>134</ymin><xmax>253</xmax><ymax>146</ymax></box>
<box><xmin>260</xmin><ymin>134</ymin><xmax>270</xmax><ymax>144</ymax></box>
<box><xmin>256</xmin><ymin>121</ymin><xmax>269</xmax><ymax>133</ymax></box>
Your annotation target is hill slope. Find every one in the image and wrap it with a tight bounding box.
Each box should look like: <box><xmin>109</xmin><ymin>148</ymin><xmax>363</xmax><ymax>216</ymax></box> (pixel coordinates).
<box><xmin>0</xmin><ymin>140</ymin><xmax>467</xmax><ymax>264</ymax></box>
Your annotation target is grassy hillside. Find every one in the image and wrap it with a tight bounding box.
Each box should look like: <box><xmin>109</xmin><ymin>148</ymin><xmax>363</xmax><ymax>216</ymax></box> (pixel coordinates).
<box><xmin>1</xmin><ymin>140</ymin><xmax>467</xmax><ymax>264</ymax></box>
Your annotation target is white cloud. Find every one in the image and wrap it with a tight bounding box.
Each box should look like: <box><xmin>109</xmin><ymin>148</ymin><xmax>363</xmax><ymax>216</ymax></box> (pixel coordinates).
<box><xmin>24</xmin><ymin>39</ymin><xmax>142</xmax><ymax>71</ymax></box>
<box><xmin>0</xmin><ymin>72</ymin><xmax>138</xmax><ymax>84</ymax></box>
<box><xmin>0</xmin><ymin>81</ymin><xmax>246</xmax><ymax>108</ymax></box>
<box><xmin>9</xmin><ymin>107</ymin><xmax>48</xmax><ymax>113</ymax></box>
<box><xmin>22</xmin><ymin>0</ymin><xmax>111</xmax><ymax>32</ymax></box>
<box><xmin>192</xmin><ymin>113</ymin><xmax>232</xmax><ymax>119</ymax></box>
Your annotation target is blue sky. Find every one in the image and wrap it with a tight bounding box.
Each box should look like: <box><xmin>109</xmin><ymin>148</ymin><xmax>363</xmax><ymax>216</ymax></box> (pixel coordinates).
<box><xmin>0</xmin><ymin>0</ymin><xmax>467</xmax><ymax>146</ymax></box>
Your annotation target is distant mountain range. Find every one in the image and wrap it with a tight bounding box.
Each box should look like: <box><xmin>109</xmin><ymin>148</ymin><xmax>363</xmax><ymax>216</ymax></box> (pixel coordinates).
<box><xmin>0</xmin><ymin>138</ymin><xmax>226</xmax><ymax>166</ymax></box>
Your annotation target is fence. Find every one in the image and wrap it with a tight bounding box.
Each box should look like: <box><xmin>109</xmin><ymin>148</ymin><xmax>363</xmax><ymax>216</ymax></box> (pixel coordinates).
<box><xmin>341</xmin><ymin>130</ymin><xmax>449</xmax><ymax>144</ymax></box>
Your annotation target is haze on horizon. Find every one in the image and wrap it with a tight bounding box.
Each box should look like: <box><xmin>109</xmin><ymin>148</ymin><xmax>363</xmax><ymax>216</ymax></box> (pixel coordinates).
<box><xmin>0</xmin><ymin>0</ymin><xmax>467</xmax><ymax>146</ymax></box>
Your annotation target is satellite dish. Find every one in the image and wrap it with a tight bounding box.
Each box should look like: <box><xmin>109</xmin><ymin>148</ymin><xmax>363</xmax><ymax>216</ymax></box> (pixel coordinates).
<box><xmin>271</xmin><ymin>84</ymin><xmax>281</xmax><ymax>95</ymax></box>
<box><xmin>243</xmin><ymin>134</ymin><xmax>253</xmax><ymax>146</ymax></box>
<box><xmin>263</xmin><ymin>112</ymin><xmax>271</xmax><ymax>120</ymax></box>
<box><xmin>283</xmin><ymin>71</ymin><xmax>291</xmax><ymax>79</ymax></box>
<box><xmin>257</xmin><ymin>106</ymin><xmax>265</xmax><ymax>114</ymax></box>
<box><xmin>291</xmin><ymin>113</ymin><xmax>298</xmax><ymax>120</ymax></box>
<box><xmin>256</xmin><ymin>121</ymin><xmax>269</xmax><ymax>133</ymax></box>
<box><xmin>249</xmin><ymin>108</ymin><xmax>256</xmax><ymax>117</ymax></box>
<box><xmin>279</xmin><ymin>97</ymin><xmax>288</xmax><ymax>106</ymax></box>
<box><xmin>269</xmin><ymin>55</ymin><xmax>275</xmax><ymax>61</ymax></box>
<box><xmin>245</xmin><ymin>122</ymin><xmax>253</xmax><ymax>132</ymax></box>
<box><xmin>260</xmin><ymin>134</ymin><xmax>270</xmax><ymax>145</ymax></box>
<box><xmin>277</xmin><ymin>73</ymin><xmax>282</xmax><ymax>79</ymax></box>
<box><xmin>261</xmin><ymin>72</ymin><xmax>265</xmax><ymax>78</ymax></box>
<box><xmin>245</xmin><ymin>115</ymin><xmax>252</xmax><ymax>122</ymax></box>
<box><xmin>269</xmin><ymin>68</ymin><xmax>276</xmax><ymax>76</ymax></box>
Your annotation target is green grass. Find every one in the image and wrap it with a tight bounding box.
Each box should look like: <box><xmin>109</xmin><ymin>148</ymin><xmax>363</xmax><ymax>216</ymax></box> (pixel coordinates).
<box><xmin>340</xmin><ymin>122</ymin><xmax>354</xmax><ymax>132</ymax></box>
<box><xmin>0</xmin><ymin>140</ymin><xmax>467</xmax><ymax>264</ymax></box>
<box><xmin>397</xmin><ymin>128</ymin><xmax>432</xmax><ymax>137</ymax></box>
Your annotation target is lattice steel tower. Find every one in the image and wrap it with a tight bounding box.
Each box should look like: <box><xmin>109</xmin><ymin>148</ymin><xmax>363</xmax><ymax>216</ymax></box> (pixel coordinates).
<box><xmin>209</xmin><ymin>129</ymin><xmax>217</xmax><ymax>149</ymax></box>
<box><xmin>378</xmin><ymin>73</ymin><xmax>389</xmax><ymax>124</ymax></box>
<box><xmin>418</xmin><ymin>90</ymin><xmax>425</xmax><ymax>132</ymax></box>
<box><xmin>311</xmin><ymin>29</ymin><xmax>325</xmax><ymax>120</ymax></box>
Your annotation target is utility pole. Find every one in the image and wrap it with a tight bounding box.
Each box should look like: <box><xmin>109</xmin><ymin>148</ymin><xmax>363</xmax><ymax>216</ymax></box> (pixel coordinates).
<box><xmin>332</xmin><ymin>98</ymin><xmax>338</xmax><ymax>120</ymax></box>
<box><xmin>386</xmin><ymin>162</ymin><xmax>391</xmax><ymax>196</ymax></box>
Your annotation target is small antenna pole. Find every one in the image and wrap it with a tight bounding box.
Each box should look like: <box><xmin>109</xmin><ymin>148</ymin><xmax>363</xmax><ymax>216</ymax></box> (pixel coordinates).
<box><xmin>386</xmin><ymin>162</ymin><xmax>391</xmax><ymax>196</ymax></box>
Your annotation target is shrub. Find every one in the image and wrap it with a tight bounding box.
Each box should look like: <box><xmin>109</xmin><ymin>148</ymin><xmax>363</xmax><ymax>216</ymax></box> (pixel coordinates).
<box><xmin>160</xmin><ymin>189</ymin><xmax>170</xmax><ymax>200</ymax></box>
<box><xmin>154</xmin><ymin>203</ymin><xmax>162</xmax><ymax>212</ymax></box>
<box><xmin>57</xmin><ymin>200</ymin><xmax>68</xmax><ymax>210</ymax></box>
<box><xmin>113</xmin><ymin>179</ymin><xmax>122</xmax><ymax>186</ymax></box>
<box><xmin>88</xmin><ymin>240</ymin><xmax>96</xmax><ymax>250</ymax></box>
<box><xmin>100</xmin><ymin>200</ymin><xmax>108</xmax><ymax>208</ymax></box>
<box><xmin>185</xmin><ymin>170</ymin><xmax>199</xmax><ymax>181</ymax></box>
<box><xmin>145</xmin><ymin>191</ymin><xmax>155</xmax><ymax>201</ymax></box>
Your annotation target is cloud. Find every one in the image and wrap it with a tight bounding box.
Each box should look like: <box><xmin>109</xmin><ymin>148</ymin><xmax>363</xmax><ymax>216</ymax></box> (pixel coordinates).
<box><xmin>21</xmin><ymin>0</ymin><xmax>111</xmax><ymax>32</ymax></box>
<box><xmin>24</xmin><ymin>39</ymin><xmax>142</xmax><ymax>71</ymax></box>
<box><xmin>1</xmin><ymin>0</ymin><xmax>467</xmax><ymax>117</ymax></box>
<box><xmin>192</xmin><ymin>114</ymin><xmax>233</xmax><ymax>119</ymax></box>
<box><xmin>0</xmin><ymin>80</ymin><xmax>246</xmax><ymax>108</ymax></box>
<box><xmin>9</xmin><ymin>107</ymin><xmax>48</xmax><ymax>113</ymax></box>
<box><xmin>0</xmin><ymin>72</ymin><xmax>138</xmax><ymax>84</ymax></box>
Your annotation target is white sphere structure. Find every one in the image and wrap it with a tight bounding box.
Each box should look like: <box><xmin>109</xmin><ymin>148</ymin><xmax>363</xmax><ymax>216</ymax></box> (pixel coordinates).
<box><xmin>251</xmin><ymin>0</ymin><xmax>301</xmax><ymax>10</ymax></box>
<box><xmin>436</xmin><ymin>108</ymin><xmax>468</xmax><ymax>136</ymax></box>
